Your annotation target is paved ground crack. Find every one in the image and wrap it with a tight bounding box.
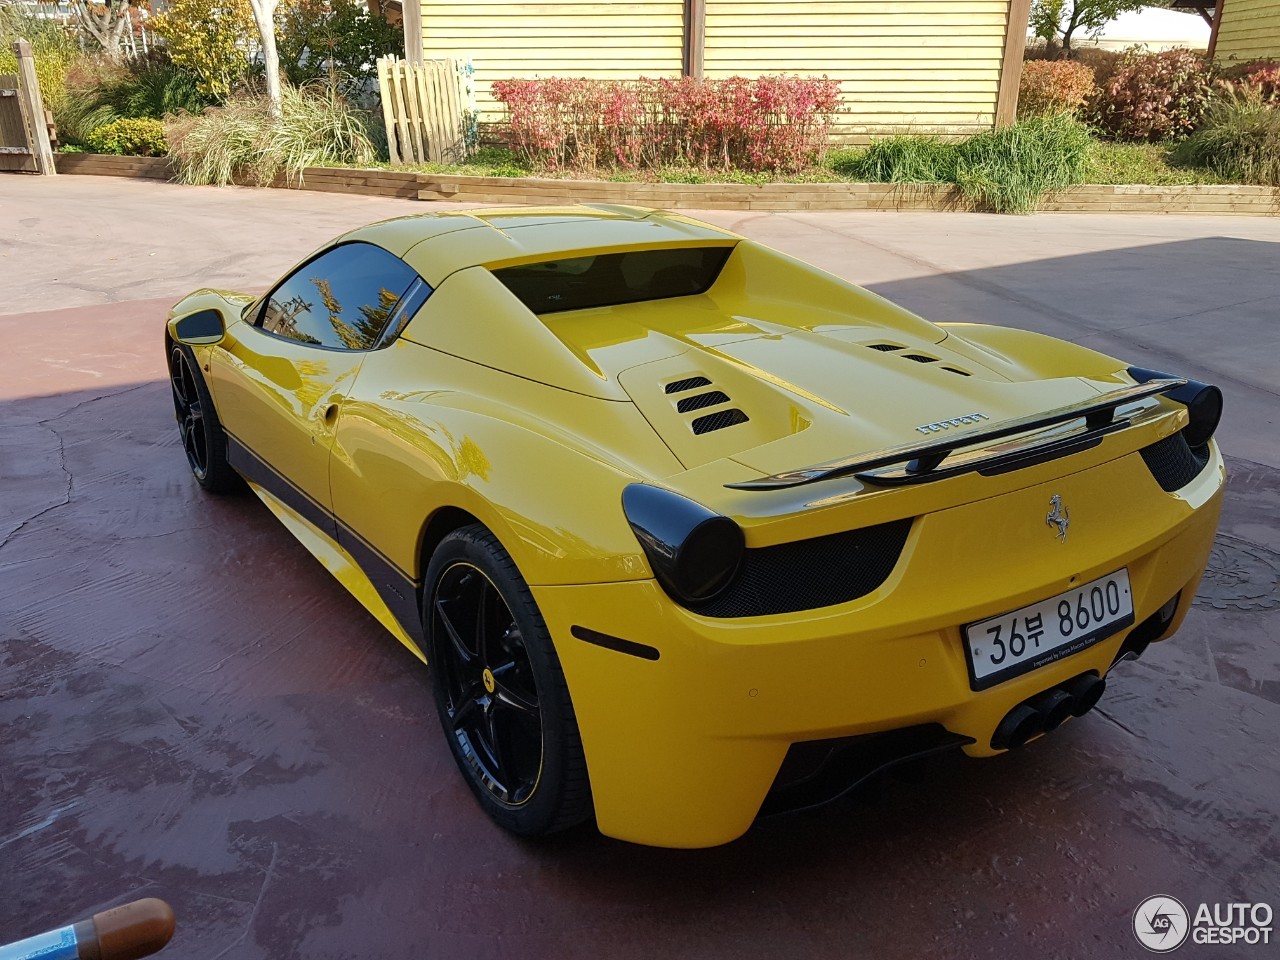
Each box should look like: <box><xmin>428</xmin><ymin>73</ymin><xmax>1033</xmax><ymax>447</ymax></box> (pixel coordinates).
<box><xmin>0</xmin><ymin>424</ymin><xmax>71</xmax><ymax>552</ymax></box>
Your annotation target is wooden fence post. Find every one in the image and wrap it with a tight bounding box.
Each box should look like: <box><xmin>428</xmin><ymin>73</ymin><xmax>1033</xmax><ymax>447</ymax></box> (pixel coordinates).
<box><xmin>13</xmin><ymin>40</ymin><xmax>55</xmax><ymax>175</ymax></box>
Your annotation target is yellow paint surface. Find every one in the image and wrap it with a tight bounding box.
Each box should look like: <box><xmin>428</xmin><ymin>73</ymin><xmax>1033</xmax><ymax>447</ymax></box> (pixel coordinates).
<box><xmin>1215</xmin><ymin>0</ymin><xmax>1280</xmax><ymax>62</ymax></box>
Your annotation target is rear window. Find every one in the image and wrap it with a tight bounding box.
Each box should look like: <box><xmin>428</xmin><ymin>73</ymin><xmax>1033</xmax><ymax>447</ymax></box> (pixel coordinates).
<box><xmin>492</xmin><ymin>246</ymin><xmax>733</xmax><ymax>315</ymax></box>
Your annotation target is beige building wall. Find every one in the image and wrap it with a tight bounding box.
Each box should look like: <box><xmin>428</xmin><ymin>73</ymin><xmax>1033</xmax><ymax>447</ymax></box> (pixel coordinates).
<box><xmin>420</xmin><ymin>0</ymin><xmax>1024</xmax><ymax>143</ymax></box>
<box><xmin>423</xmin><ymin>0</ymin><xmax>686</xmax><ymax>121</ymax></box>
<box><xmin>1214</xmin><ymin>0</ymin><xmax>1280</xmax><ymax>62</ymax></box>
<box><xmin>704</xmin><ymin>0</ymin><xmax>1011</xmax><ymax>141</ymax></box>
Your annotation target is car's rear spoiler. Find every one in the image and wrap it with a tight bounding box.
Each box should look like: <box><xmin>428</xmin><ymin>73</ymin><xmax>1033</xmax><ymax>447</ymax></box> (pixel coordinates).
<box><xmin>725</xmin><ymin>379</ymin><xmax>1187</xmax><ymax>490</ymax></box>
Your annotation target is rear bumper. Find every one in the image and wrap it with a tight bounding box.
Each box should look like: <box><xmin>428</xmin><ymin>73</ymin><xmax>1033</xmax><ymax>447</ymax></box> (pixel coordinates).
<box><xmin>537</xmin><ymin>445</ymin><xmax>1224</xmax><ymax>848</ymax></box>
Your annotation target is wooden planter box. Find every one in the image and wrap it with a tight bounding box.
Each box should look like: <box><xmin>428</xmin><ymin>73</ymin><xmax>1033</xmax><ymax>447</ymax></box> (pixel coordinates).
<box><xmin>53</xmin><ymin>153</ymin><xmax>1280</xmax><ymax>216</ymax></box>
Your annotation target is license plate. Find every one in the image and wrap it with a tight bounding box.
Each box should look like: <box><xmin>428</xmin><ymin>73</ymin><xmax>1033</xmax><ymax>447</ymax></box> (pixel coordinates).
<box><xmin>963</xmin><ymin>569</ymin><xmax>1134</xmax><ymax>691</ymax></box>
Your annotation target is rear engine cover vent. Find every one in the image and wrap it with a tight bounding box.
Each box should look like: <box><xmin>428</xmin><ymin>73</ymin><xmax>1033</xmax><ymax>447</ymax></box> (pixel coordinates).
<box><xmin>1140</xmin><ymin>433</ymin><xmax>1211</xmax><ymax>492</ymax></box>
<box><xmin>867</xmin><ymin>343</ymin><xmax>903</xmax><ymax>352</ymax></box>
<box><xmin>665</xmin><ymin>376</ymin><xmax>712</xmax><ymax>394</ymax></box>
<box><xmin>677</xmin><ymin>390</ymin><xmax>730</xmax><ymax>413</ymax></box>
<box><xmin>902</xmin><ymin>354</ymin><xmax>939</xmax><ymax>364</ymax></box>
<box><xmin>692</xmin><ymin>409</ymin><xmax>749</xmax><ymax>434</ymax></box>
<box><xmin>941</xmin><ymin>366</ymin><xmax>971</xmax><ymax>376</ymax></box>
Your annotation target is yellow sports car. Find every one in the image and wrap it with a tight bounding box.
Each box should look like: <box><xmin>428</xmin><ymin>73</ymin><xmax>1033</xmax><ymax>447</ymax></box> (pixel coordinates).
<box><xmin>166</xmin><ymin>206</ymin><xmax>1224</xmax><ymax>848</ymax></box>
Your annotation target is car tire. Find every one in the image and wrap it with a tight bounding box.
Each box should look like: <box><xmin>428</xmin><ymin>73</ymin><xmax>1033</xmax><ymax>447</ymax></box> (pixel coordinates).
<box><xmin>168</xmin><ymin>341</ymin><xmax>239</xmax><ymax>494</ymax></box>
<box><xmin>424</xmin><ymin>524</ymin><xmax>592</xmax><ymax>836</ymax></box>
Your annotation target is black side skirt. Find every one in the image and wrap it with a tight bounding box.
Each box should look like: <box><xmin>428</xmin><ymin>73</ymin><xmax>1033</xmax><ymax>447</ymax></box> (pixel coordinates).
<box><xmin>225</xmin><ymin>431</ymin><xmax>425</xmax><ymax>646</ymax></box>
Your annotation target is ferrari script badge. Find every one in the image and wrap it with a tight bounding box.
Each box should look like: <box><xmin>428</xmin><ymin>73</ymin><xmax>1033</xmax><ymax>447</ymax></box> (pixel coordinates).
<box><xmin>1046</xmin><ymin>494</ymin><xmax>1070</xmax><ymax>543</ymax></box>
<box><xmin>915</xmin><ymin>412</ymin><xmax>990</xmax><ymax>435</ymax></box>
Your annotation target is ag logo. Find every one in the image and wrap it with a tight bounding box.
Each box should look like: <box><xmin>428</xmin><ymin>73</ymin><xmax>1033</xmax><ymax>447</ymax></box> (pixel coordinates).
<box><xmin>1134</xmin><ymin>895</ymin><xmax>1190</xmax><ymax>953</ymax></box>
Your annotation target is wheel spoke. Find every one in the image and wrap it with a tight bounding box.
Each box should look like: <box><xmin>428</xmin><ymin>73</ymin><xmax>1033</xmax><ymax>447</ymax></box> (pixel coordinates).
<box><xmin>434</xmin><ymin>597</ymin><xmax>476</xmax><ymax>664</ymax></box>
<box><xmin>481</xmin><ymin>701</ymin><xmax>509</xmax><ymax>784</ymax></box>
<box><xmin>490</xmin><ymin>663</ymin><xmax>538</xmax><ymax>718</ymax></box>
<box><xmin>474</xmin><ymin>578</ymin><xmax>492</xmax><ymax>663</ymax></box>
<box><xmin>449</xmin><ymin>680</ymin><xmax>485</xmax><ymax>731</ymax></box>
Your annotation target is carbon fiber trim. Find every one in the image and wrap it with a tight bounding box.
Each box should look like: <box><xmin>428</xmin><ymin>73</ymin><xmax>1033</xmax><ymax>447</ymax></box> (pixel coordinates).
<box><xmin>688</xmin><ymin>518</ymin><xmax>913</xmax><ymax>618</ymax></box>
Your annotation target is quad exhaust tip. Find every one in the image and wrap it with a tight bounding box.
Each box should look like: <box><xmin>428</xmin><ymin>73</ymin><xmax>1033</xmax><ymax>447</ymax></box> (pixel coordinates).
<box><xmin>992</xmin><ymin>673</ymin><xmax>1106</xmax><ymax>750</ymax></box>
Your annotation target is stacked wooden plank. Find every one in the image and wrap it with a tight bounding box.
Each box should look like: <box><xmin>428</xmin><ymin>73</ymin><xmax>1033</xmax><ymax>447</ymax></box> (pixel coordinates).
<box><xmin>47</xmin><ymin>154</ymin><xmax>1280</xmax><ymax>216</ymax></box>
<box><xmin>54</xmin><ymin>153</ymin><xmax>172</xmax><ymax>178</ymax></box>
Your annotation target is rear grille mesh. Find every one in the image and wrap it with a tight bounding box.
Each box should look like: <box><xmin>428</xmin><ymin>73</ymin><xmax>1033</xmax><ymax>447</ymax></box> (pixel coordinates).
<box><xmin>867</xmin><ymin>343</ymin><xmax>902</xmax><ymax>352</ymax></box>
<box><xmin>941</xmin><ymin>366</ymin><xmax>971</xmax><ymax>377</ymax></box>
<box><xmin>1140</xmin><ymin>433</ymin><xmax>1211</xmax><ymax>492</ymax></box>
<box><xmin>902</xmin><ymin>354</ymin><xmax>938</xmax><ymax>363</ymax></box>
<box><xmin>689</xmin><ymin>518</ymin><xmax>913</xmax><ymax>618</ymax></box>
<box><xmin>676</xmin><ymin>390</ymin><xmax>730</xmax><ymax>413</ymax></box>
<box><xmin>665</xmin><ymin>376</ymin><xmax>711</xmax><ymax>394</ymax></box>
<box><xmin>692</xmin><ymin>408</ymin><xmax>749</xmax><ymax>434</ymax></box>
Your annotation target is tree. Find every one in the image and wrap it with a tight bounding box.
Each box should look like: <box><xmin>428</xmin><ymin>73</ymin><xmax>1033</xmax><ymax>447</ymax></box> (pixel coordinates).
<box><xmin>247</xmin><ymin>0</ymin><xmax>283</xmax><ymax>115</ymax></box>
<box><xmin>150</xmin><ymin>0</ymin><xmax>257</xmax><ymax>98</ymax></box>
<box><xmin>70</xmin><ymin>0</ymin><xmax>133</xmax><ymax>59</ymax></box>
<box><xmin>276</xmin><ymin>0</ymin><xmax>402</xmax><ymax>86</ymax></box>
<box><xmin>1030</xmin><ymin>0</ymin><xmax>1148</xmax><ymax>58</ymax></box>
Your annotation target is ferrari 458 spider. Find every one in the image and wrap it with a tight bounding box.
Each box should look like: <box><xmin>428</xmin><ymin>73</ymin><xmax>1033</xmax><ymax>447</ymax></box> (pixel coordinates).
<box><xmin>166</xmin><ymin>206</ymin><xmax>1224</xmax><ymax>848</ymax></box>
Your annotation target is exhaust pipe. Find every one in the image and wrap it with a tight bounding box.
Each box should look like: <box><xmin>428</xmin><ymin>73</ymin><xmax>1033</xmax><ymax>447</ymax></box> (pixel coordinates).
<box><xmin>991</xmin><ymin>673</ymin><xmax>1107</xmax><ymax>750</ymax></box>
<box><xmin>1028</xmin><ymin>688</ymin><xmax>1075</xmax><ymax>731</ymax></box>
<box><xmin>991</xmin><ymin>703</ymin><xmax>1041</xmax><ymax>750</ymax></box>
<box><xmin>1061</xmin><ymin>673</ymin><xmax>1106</xmax><ymax>717</ymax></box>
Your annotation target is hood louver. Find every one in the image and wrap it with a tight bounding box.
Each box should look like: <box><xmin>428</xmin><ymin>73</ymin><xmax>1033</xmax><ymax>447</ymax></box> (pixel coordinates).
<box><xmin>664</xmin><ymin>376</ymin><xmax>751</xmax><ymax>435</ymax></box>
<box><xmin>865</xmin><ymin>342</ymin><xmax>971</xmax><ymax>377</ymax></box>
<box><xmin>692</xmin><ymin>409</ymin><xmax>749</xmax><ymax>434</ymax></box>
<box><xmin>665</xmin><ymin>376</ymin><xmax>712</xmax><ymax>394</ymax></box>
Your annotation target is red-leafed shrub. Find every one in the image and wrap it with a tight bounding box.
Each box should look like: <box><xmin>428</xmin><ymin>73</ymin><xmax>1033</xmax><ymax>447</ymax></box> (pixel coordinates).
<box><xmin>1089</xmin><ymin>49</ymin><xmax>1213</xmax><ymax>141</ymax></box>
<box><xmin>1018</xmin><ymin>59</ymin><xmax>1096</xmax><ymax>118</ymax></box>
<box><xmin>489</xmin><ymin>75</ymin><xmax>842</xmax><ymax>173</ymax></box>
<box><xmin>1218</xmin><ymin>59</ymin><xmax>1280</xmax><ymax>92</ymax></box>
<box><xmin>1219</xmin><ymin>62</ymin><xmax>1280</xmax><ymax>104</ymax></box>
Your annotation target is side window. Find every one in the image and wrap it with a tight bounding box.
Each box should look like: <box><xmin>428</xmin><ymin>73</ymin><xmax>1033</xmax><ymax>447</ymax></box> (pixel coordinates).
<box><xmin>259</xmin><ymin>242</ymin><xmax>419</xmax><ymax>350</ymax></box>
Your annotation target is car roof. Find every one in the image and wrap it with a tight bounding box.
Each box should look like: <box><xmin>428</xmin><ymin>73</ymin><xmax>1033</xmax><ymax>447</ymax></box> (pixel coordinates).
<box><xmin>339</xmin><ymin>205</ymin><xmax>740</xmax><ymax>287</ymax></box>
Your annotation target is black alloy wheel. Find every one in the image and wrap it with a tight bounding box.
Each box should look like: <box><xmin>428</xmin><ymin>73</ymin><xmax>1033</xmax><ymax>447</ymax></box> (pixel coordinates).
<box><xmin>433</xmin><ymin>561</ymin><xmax>544</xmax><ymax>804</ymax></box>
<box><xmin>170</xmin><ymin>346</ymin><xmax>209</xmax><ymax>478</ymax></box>
<box><xmin>425</xmin><ymin>525</ymin><xmax>591</xmax><ymax>835</ymax></box>
<box><xmin>168</xmin><ymin>342</ymin><xmax>239</xmax><ymax>493</ymax></box>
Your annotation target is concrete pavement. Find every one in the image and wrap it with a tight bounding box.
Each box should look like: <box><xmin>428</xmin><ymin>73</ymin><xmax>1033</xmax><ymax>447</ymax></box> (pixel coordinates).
<box><xmin>1</xmin><ymin>175</ymin><xmax>1277</xmax><ymax>959</ymax></box>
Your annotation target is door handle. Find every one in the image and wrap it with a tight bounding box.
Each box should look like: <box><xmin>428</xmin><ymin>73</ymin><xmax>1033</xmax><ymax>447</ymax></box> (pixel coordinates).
<box><xmin>320</xmin><ymin>403</ymin><xmax>340</xmax><ymax>427</ymax></box>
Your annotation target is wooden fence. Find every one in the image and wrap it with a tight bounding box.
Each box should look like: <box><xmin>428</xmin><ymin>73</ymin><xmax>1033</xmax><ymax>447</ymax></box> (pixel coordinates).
<box><xmin>0</xmin><ymin>73</ymin><xmax>35</xmax><ymax>172</ymax></box>
<box><xmin>376</xmin><ymin>57</ymin><xmax>470</xmax><ymax>166</ymax></box>
<box><xmin>1</xmin><ymin>41</ymin><xmax>56</xmax><ymax>175</ymax></box>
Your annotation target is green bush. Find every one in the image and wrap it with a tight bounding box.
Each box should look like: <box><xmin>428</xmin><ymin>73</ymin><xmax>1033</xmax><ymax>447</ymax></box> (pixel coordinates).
<box><xmin>55</xmin><ymin>86</ymin><xmax>122</xmax><ymax>148</ymax></box>
<box><xmin>832</xmin><ymin>115</ymin><xmax>1091</xmax><ymax>214</ymax></box>
<box><xmin>1175</xmin><ymin>87</ymin><xmax>1280</xmax><ymax>186</ymax></box>
<box><xmin>86</xmin><ymin>117</ymin><xmax>169</xmax><ymax>156</ymax></box>
<box><xmin>55</xmin><ymin>52</ymin><xmax>214</xmax><ymax>147</ymax></box>
<box><xmin>165</xmin><ymin>84</ymin><xmax>377</xmax><ymax>185</ymax></box>
<box><xmin>103</xmin><ymin>51</ymin><xmax>215</xmax><ymax>119</ymax></box>
<box><xmin>276</xmin><ymin>0</ymin><xmax>403</xmax><ymax>86</ymax></box>
<box><xmin>0</xmin><ymin>5</ymin><xmax>79</xmax><ymax>114</ymax></box>
<box><xmin>836</xmin><ymin>135</ymin><xmax>955</xmax><ymax>183</ymax></box>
